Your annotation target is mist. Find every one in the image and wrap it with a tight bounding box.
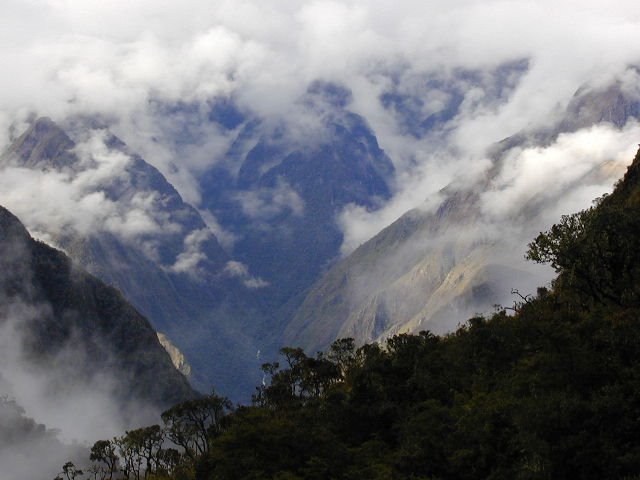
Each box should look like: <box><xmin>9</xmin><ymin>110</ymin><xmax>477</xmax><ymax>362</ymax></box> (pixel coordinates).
<box><xmin>0</xmin><ymin>209</ymin><xmax>174</xmax><ymax>480</ymax></box>
<box><xmin>0</xmin><ymin>305</ymin><xmax>159</xmax><ymax>479</ymax></box>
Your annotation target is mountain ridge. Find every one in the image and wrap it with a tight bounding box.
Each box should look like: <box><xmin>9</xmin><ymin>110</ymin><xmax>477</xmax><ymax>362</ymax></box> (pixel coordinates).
<box><xmin>286</xmin><ymin>79</ymin><xmax>640</xmax><ymax>354</ymax></box>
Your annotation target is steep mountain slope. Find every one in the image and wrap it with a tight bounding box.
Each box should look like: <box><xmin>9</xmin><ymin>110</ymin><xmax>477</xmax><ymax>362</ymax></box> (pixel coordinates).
<box><xmin>286</xmin><ymin>80</ymin><xmax>640</xmax><ymax>353</ymax></box>
<box><xmin>0</xmin><ymin>118</ymin><xmax>264</xmax><ymax>399</ymax></box>
<box><xmin>199</xmin><ymin>83</ymin><xmax>395</xmax><ymax>324</ymax></box>
<box><xmin>0</xmin><ymin>205</ymin><xmax>196</xmax><ymax>408</ymax></box>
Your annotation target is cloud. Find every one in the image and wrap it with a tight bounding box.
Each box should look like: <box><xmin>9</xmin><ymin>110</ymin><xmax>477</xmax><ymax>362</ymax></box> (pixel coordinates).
<box><xmin>169</xmin><ymin>228</ymin><xmax>213</xmax><ymax>275</ymax></box>
<box><xmin>0</xmin><ymin>1</ymin><xmax>638</xmax><ymax>199</ymax></box>
<box><xmin>0</xmin><ymin>129</ymin><xmax>183</xmax><ymax>252</ymax></box>
<box><xmin>481</xmin><ymin>122</ymin><xmax>640</xmax><ymax>221</ymax></box>
<box><xmin>235</xmin><ymin>179</ymin><xmax>305</xmax><ymax>220</ymax></box>
<box><xmin>0</xmin><ymin>296</ymin><xmax>156</xmax><ymax>480</ymax></box>
<box><xmin>223</xmin><ymin>261</ymin><xmax>269</xmax><ymax>288</ymax></box>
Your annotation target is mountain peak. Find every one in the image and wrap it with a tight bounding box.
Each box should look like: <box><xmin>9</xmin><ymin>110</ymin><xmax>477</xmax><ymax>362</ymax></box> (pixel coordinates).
<box><xmin>562</xmin><ymin>81</ymin><xmax>640</xmax><ymax>131</ymax></box>
<box><xmin>3</xmin><ymin>117</ymin><xmax>75</xmax><ymax>170</ymax></box>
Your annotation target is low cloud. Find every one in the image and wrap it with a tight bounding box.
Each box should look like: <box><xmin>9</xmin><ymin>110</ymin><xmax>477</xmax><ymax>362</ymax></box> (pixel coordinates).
<box><xmin>170</xmin><ymin>228</ymin><xmax>214</xmax><ymax>275</ymax></box>
<box><xmin>0</xmin><ymin>130</ymin><xmax>181</xmax><ymax>249</ymax></box>
<box><xmin>224</xmin><ymin>261</ymin><xmax>269</xmax><ymax>288</ymax></box>
<box><xmin>481</xmin><ymin>122</ymin><xmax>640</xmax><ymax>221</ymax></box>
<box><xmin>0</xmin><ymin>297</ymin><xmax>157</xmax><ymax>480</ymax></box>
<box><xmin>235</xmin><ymin>179</ymin><xmax>305</xmax><ymax>220</ymax></box>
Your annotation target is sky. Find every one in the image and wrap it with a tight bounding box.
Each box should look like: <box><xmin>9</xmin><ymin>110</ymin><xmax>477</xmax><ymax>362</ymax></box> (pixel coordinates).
<box><xmin>2</xmin><ymin>1</ymin><xmax>640</xmax><ymax>212</ymax></box>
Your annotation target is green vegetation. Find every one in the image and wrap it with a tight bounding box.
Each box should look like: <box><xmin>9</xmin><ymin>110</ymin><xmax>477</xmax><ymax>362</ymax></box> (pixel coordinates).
<box><xmin>57</xmin><ymin>150</ymin><xmax>640</xmax><ymax>479</ymax></box>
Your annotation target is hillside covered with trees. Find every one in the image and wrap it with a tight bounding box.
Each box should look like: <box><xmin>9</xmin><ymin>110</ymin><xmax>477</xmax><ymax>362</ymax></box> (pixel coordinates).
<box><xmin>56</xmin><ymin>149</ymin><xmax>640</xmax><ymax>479</ymax></box>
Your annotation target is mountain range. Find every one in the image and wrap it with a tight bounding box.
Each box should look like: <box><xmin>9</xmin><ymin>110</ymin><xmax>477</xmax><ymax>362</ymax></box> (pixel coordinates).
<box><xmin>1</xmin><ymin>75</ymin><xmax>637</xmax><ymax>405</ymax></box>
<box><xmin>0</xmin><ymin>82</ymin><xmax>397</xmax><ymax>400</ymax></box>
<box><xmin>1</xmin><ymin>118</ymin><xmax>263</xmax><ymax>399</ymax></box>
<box><xmin>285</xmin><ymin>79</ymin><xmax>640</xmax><ymax>353</ymax></box>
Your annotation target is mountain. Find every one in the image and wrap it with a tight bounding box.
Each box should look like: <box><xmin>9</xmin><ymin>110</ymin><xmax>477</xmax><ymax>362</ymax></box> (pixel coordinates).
<box><xmin>199</xmin><ymin>82</ymin><xmax>395</xmax><ymax>333</ymax></box>
<box><xmin>0</xmin><ymin>91</ymin><xmax>396</xmax><ymax>398</ymax></box>
<box><xmin>286</xmin><ymin>79</ymin><xmax>640</xmax><ymax>353</ymax></box>
<box><xmin>0</xmin><ymin>205</ymin><xmax>196</xmax><ymax>408</ymax></box>
<box><xmin>0</xmin><ymin>118</ymin><xmax>264</xmax><ymax>400</ymax></box>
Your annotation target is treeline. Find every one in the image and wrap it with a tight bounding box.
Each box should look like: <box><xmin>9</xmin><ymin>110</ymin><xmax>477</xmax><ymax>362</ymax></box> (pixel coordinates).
<box><xmin>56</xmin><ymin>150</ymin><xmax>640</xmax><ymax>479</ymax></box>
<box><xmin>53</xmin><ymin>394</ymin><xmax>232</xmax><ymax>480</ymax></box>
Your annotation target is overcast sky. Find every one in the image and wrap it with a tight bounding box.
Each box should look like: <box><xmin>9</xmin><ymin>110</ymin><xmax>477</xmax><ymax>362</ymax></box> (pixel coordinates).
<box><xmin>1</xmin><ymin>0</ymin><xmax>640</xmax><ymax>250</ymax></box>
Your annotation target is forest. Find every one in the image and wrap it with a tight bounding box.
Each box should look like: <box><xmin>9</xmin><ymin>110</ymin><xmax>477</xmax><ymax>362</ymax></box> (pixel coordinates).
<box><xmin>54</xmin><ymin>150</ymin><xmax>640</xmax><ymax>480</ymax></box>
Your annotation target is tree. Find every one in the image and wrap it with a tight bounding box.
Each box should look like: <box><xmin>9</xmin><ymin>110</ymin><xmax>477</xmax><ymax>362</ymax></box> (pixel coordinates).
<box><xmin>90</xmin><ymin>439</ymin><xmax>118</xmax><ymax>480</ymax></box>
<box><xmin>161</xmin><ymin>391</ymin><xmax>233</xmax><ymax>460</ymax></box>
<box><xmin>327</xmin><ymin>338</ymin><xmax>356</xmax><ymax>378</ymax></box>
<box><xmin>527</xmin><ymin>199</ymin><xmax>640</xmax><ymax>308</ymax></box>
<box><xmin>54</xmin><ymin>462</ymin><xmax>83</xmax><ymax>480</ymax></box>
<box><xmin>125</xmin><ymin>425</ymin><xmax>165</xmax><ymax>479</ymax></box>
<box><xmin>114</xmin><ymin>434</ymin><xmax>143</xmax><ymax>480</ymax></box>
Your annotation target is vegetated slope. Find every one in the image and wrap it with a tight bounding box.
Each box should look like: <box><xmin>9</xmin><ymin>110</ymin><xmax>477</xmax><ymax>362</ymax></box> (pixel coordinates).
<box><xmin>1</xmin><ymin>118</ymin><xmax>264</xmax><ymax>399</ymax></box>
<box><xmin>76</xmin><ymin>146</ymin><xmax>640</xmax><ymax>480</ymax></box>
<box><xmin>0</xmin><ymin>205</ymin><xmax>196</xmax><ymax>408</ymax></box>
<box><xmin>286</xmin><ymin>78</ymin><xmax>640</xmax><ymax>354</ymax></box>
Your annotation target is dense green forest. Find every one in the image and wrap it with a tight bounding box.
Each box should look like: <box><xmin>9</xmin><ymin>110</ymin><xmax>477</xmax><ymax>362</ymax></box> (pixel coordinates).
<box><xmin>55</xmin><ymin>149</ymin><xmax>640</xmax><ymax>480</ymax></box>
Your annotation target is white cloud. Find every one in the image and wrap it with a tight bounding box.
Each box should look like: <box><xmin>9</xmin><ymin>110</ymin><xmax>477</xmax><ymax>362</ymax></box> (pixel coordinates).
<box><xmin>223</xmin><ymin>260</ymin><xmax>269</xmax><ymax>288</ymax></box>
<box><xmin>235</xmin><ymin>179</ymin><xmax>305</xmax><ymax>220</ymax></box>
<box><xmin>481</xmin><ymin>122</ymin><xmax>640</xmax><ymax>220</ymax></box>
<box><xmin>170</xmin><ymin>228</ymin><xmax>212</xmax><ymax>275</ymax></box>
<box><xmin>0</xmin><ymin>130</ymin><xmax>182</xmax><ymax>248</ymax></box>
<box><xmin>0</xmin><ymin>299</ymin><xmax>157</xmax><ymax>445</ymax></box>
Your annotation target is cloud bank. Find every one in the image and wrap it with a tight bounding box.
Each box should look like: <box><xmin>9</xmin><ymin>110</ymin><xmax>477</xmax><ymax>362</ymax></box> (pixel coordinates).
<box><xmin>1</xmin><ymin>1</ymin><xmax>639</xmax><ymax>230</ymax></box>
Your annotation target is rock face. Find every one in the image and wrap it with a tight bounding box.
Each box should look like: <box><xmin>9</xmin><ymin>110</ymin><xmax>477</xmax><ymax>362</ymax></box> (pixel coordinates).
<box><xmin>199</xmin><ymin>83</ymin><xmax>395</xmax><ymax>329</ymax></box>
<box><xmin>0</xmin><ymin>205</ymin><xmax>196</xmax><ymax>408</ymax></box>
<box><xmin>1</xmin><ymin>118</ymin><xmax>264</xmax><ymax>400</ymax></box>
<box><xmin>157</xmin><ymin>332</ymin><xmax>192</xmax><ymax>377</ymax></box>
<box><xmin>286</xmin><ymin>79</ymin><xmax>640</xmax><ymax>353</ymax></box>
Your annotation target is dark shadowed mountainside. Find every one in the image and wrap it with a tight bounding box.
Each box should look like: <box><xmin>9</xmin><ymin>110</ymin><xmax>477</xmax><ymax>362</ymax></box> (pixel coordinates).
<box><xmin>0</xmin><ymin>205</ymin><xmax>196</xmax><ymax>407</ymax></box>
<box><xmin>200</xmin><ymin>83</ymin><xmax>395</xmax><ymax>332</ymax></box>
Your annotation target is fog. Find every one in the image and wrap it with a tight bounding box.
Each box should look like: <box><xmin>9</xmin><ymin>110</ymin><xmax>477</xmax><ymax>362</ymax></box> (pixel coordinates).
<box><xmin>0</xmin><ymin>217</ymin><xmax>161</xmax><ymax>480</ymax></box>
